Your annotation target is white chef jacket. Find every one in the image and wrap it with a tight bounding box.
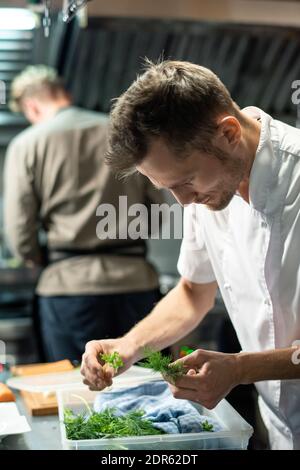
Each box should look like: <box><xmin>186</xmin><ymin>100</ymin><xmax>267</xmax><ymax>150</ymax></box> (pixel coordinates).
<box><xmin>177</xmin><ymin>107</ymin><xmax>300</xmax><ymax>450</ymax></box>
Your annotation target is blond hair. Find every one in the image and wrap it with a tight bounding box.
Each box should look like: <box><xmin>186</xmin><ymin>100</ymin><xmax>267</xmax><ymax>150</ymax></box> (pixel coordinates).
<box><xmin>10</xmin><ymin>65</ymin><xmax>66</xmax><ymax>112</ymax></box>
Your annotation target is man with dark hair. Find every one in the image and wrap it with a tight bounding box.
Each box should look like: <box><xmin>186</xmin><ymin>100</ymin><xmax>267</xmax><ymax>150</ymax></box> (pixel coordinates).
<box><xmin>4</xmin><ymin>65</ymin><xmax>162</xmax><ymax>362</ymax></box>
<box><xmin>81</xmin><ymin>60</ymin><xmax>300</xmax><ymax>450</ymax></box>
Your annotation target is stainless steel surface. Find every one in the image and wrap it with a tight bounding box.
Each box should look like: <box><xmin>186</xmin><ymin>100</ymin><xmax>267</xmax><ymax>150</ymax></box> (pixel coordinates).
<box><xmin>63</xmin><ymin>0</ymin><xmax>92</xmax><ymax>22</ymax></box>
<box><xmin>0</xmin><ymin>394</ymin><xmax>62</xmax><ymax>450</ymax></box>
<box><xmin>43</xmin><ymin>0</ymin><xmax>51</xmax><ymax>37</ymax></box>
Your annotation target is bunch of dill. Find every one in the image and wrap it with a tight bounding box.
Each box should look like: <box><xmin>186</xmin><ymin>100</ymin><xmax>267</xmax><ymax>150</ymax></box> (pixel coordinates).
<box><xmin>139</xmin><ymin>349</ymin><xmax>186</xmax><ymax>383</ymax></box>
<box><xmin>64</xmin><ymin>407</ymin><xmax>165</xmax><ymax>440</ymax></box>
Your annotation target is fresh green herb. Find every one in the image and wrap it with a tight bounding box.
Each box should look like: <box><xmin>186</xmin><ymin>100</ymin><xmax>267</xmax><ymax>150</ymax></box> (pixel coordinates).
<box><xmin>201</xmin><ymin>420</ymin><xmax>214</xmax><ymax>432</ymax></box>
<box><xmin>139</xmin><ymin>348</ymin><xmax>186</xmax><ymax>383</ymax></box>
<box><xmin>64</xmin><ymin>407</ymin><xmax>165</xmax><ymax>440</ymax></box>
<box><xmin>100</xmin><ymin>351</ymin><xmax>124</xmax><ymax>371</ymax></box>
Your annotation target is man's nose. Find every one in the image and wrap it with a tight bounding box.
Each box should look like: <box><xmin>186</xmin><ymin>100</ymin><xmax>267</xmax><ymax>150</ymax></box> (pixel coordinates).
<box><xmin>170</xmin><ymin>190</ymin><xmax>196</xmax><ymax>206</ymax></box>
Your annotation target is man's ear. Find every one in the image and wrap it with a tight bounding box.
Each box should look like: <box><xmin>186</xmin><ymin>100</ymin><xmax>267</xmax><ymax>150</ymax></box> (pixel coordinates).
<box><xmin>215</xmin><ymin>116</ymin><xmax>241</xmax><ymax>148</ymax></box>
<box><xmin>22</xmin><ymin>97</ymin><xmax>41</xmax><ymax>123</ymax></box>
<box><xmin>25</xmin><ymin>98</ymin><xmax>39</xmax><ymax>114</ymax></box>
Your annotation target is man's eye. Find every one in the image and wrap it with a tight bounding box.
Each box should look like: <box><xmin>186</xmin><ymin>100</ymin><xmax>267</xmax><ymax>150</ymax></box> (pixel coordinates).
<box><xmin>170</xmin><ymin>179</ymin><xmax>193</xmax><ymax>190</ymax></box>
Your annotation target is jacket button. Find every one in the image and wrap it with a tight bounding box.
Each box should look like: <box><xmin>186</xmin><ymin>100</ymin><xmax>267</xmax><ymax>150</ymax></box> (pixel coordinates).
<box><xmin>224</xmin><ymin>283</ymin><xmax>232</xmax><ymax>291</ymax></box>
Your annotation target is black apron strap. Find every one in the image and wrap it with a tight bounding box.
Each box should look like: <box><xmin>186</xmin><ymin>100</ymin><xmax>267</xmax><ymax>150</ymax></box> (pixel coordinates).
<box><xmin>47</xmin><ymin>241</ymin><xmax>147</xmax><ymax>264</ymax></box>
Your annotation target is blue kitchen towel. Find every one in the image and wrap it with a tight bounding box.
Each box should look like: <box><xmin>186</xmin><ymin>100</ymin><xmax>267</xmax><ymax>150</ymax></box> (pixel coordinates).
<box><xmin>94</xmin><ymin>380</ymin><xmax>222</xmax><ymax>434</ymax></box>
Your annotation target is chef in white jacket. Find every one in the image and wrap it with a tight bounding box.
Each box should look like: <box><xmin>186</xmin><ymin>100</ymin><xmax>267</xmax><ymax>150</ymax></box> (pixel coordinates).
<box><xmin>80</xmin><ymin>60</ymin><xmax>300</xmax><ymax>449</ymax></box>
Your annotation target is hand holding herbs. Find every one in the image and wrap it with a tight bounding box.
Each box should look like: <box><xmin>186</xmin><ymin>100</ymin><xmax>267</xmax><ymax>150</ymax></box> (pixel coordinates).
<box><xmin>100</xmin><ymin>351</ymin><xmax>124</xmax><ymax>371</ymax></box>
<box><xmin>81</xmin><ymin>338</ymin><xmax>137</xmax><ymax>391</ymax></box>
<box><xmin>99</xmin><ymin>348</ymin><xmax>190</xmax><ymax>384</ymax></box>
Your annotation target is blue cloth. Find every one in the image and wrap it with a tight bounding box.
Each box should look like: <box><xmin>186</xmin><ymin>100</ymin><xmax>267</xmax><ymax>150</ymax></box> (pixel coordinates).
<box><xmin>94</xmin><ymin>381</ymin><xmax>222</xmax><ymax>434</ymax></box>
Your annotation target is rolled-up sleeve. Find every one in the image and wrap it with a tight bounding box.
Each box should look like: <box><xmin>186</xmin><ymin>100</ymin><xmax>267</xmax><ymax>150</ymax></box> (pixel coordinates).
<box><xmin>3</xmin><ymin>139</ymin><xmax>41</xmax><ymax>262</ymax></box>
<box><xmin>177</xmin><ymin>204</ymin><xmax>216</xmax><ymax>284</ymax></box>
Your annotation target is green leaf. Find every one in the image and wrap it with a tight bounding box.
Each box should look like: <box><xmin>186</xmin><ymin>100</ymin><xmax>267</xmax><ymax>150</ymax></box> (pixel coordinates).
<box><xmin>201</xmin><ymin>420</ymin><xmax>214</xmax><ymax>432</ymax></box>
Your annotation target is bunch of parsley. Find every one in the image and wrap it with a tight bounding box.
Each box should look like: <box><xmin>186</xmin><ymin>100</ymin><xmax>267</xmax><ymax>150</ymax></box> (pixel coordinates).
<box><xmin>100</xmin><ymin>352</ymin><xmax>124</xmax><ymax>371</ymax></box>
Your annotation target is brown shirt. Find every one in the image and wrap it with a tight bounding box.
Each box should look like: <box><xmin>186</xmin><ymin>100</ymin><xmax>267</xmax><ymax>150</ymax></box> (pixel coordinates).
<box><xmin>3</xmin><ymin>107</ymin><xmax>162</xmax><ymax>295</ymax></box>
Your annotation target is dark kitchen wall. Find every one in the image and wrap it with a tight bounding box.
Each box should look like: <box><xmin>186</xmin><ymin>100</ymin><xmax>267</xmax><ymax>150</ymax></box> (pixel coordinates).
<box><xmin>33</xmin><ymin>17</ymin><xmax>300</xmax><ymax>123</ymax></box>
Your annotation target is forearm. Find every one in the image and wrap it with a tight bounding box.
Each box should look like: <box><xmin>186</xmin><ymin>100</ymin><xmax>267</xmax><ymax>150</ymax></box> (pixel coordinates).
<box><xmin>5</xmin><ymin>223</ymin><xmax>41</xmax><ymax>264</ymax></box>
<box><xmin>124</xmin><ymin>279</ymin><xmax>217</xmax><ymax>361</ymax></box>
<box><xmin>237</xmin><ymin>346</ymin><xmax>300</xmax><ymax>384</ymax></box>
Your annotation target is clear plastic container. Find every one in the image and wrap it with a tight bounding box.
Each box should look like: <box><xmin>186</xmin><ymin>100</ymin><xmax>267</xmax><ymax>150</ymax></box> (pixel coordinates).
<box><xmin>8</xmin><ymin>365</ymin><xmax>253</xmax><ymax>450</ymax></box>
<box><xmin>57</xmin><ymin>368</ymin><xmax>253</xmax><ymax>450</ymax></box>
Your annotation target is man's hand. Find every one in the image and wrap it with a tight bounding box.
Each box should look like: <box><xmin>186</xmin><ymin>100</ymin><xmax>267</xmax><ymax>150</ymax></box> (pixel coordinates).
<box><xmin>167</xmin><ymin>349</ymin><xmax>241</xmax><ymax>409</ymax></box>
<box><xmin>80</xmin><ymin>338</ymin><xmax>138</xmax><ymax>391</ymax></box>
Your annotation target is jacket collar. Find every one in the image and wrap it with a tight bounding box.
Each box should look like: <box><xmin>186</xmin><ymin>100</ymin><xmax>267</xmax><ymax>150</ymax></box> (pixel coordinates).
<box><xmin>244</xmin><ymin>106</ymin><xmax>279</xmax><ymax>216</ymax></box>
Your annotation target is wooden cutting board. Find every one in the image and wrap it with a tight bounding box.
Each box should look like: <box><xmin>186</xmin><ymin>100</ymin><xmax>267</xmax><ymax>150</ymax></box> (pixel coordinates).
<box><xmin>11</xmin><ymin>359</ymin><xmax>74</xmax><ymax>377</ymax></box>
<box><xmin>20</xmin><ymin>390</ymin><xmax>59</xmax><ymax>416</ymax></box>
<box><xmin>11</xmin><ymin>360</ymin><xmax>74</xmax><ymax>416</ymax></box>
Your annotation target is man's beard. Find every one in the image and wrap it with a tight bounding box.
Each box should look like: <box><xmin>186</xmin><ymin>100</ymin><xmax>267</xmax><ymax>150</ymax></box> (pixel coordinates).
<box><xmin>206</xmin><ymin>189</ymin><xmax>236</xmax><ymax>211</ymax></box>
<box><xmin>206</xmin><ymin>154</ymin><xmax>247</xmax><ymax>211</ymax></box>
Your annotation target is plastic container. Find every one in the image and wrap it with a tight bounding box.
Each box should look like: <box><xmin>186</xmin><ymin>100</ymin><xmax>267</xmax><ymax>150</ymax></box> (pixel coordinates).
<box><xmin>57</xmin><ymin>368</ymin><xmax>253</xmax><ymax>450</ymax></box>
<box><xmin>8</xmin><ymin>365</ymin><xmax>253</xmax><ymax>450</ymax></box>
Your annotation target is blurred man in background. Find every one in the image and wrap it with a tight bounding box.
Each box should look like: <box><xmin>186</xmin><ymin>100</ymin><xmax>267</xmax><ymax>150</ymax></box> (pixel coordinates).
<box><xmin>3</xmin><ymin>65</ymin><xmax>162</xmax><ymax>362</ymax></box>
